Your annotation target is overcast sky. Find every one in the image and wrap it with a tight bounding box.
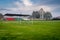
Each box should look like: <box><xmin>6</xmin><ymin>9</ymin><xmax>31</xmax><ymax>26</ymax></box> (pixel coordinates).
<box><xmin>0</xmin><ymin>0</ymin><xmax>60</xmax><ymax>17</ymax></box>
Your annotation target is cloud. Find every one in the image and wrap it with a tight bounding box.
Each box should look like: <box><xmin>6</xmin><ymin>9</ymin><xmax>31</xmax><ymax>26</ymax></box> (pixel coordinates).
<box><xmin>12</xmin><ymin>0</ymin><xmax>52</xmax><ymax>13</ymax></box>
<box><xmin>14</xmin><ymin>1</ymin><xmax>24</xmax><ymax>8</ymax></box>
<box><xmin>0</xmin><ymin>0</ymin><xmax>58</xmax><ymax>17</ymax></box>
<box><xmin>20</xmin><ymin>0</ymin><xmax>33</xmax><ymax>6</ymax></box>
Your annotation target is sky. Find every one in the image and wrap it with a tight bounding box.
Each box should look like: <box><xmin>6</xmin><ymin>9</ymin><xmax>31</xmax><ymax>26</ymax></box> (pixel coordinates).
<box><xmin>0</xmin><ymin>0</ymin><xmax>60</xmax><ymax>17</ymax></box>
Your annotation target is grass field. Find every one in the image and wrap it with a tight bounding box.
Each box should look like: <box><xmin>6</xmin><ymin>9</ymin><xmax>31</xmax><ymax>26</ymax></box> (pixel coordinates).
<box><xmin>0</xmin><ymin>21</ymin><xmax>60</xmax><ymax>40</ymax></box>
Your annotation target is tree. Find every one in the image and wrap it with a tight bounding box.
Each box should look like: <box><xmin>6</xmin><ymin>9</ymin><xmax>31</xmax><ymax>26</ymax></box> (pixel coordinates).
<box><xmin>44</xmin><ymin>12</ymin><xmax>52</xmax><ymax>20</ymax></box>
<box><xmin>32</xmin><ymin>11</ymin><xmax>40</xmax><ymax>19</ymax></box>
<box><xmin>0</xmin><ymin>13</ymin><xmax>3</xmax><ymax>20</ymax></box>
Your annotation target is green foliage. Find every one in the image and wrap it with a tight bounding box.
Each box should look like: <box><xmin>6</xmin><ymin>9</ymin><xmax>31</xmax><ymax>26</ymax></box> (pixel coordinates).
<box><xmin>0</xmin><ymin>13</ymin><xmax>3</xmax><ymax>20</ymax></box>
<box><xmin>44</xmin><ymin>12</ymin><xmax>52</xmax><ymax>20</ymax></box>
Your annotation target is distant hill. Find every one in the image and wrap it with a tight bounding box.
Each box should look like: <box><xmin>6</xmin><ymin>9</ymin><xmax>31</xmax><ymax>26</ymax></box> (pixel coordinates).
<box><xmin>0</xmin><ymin>8</ymin><xmax>16</xmax><ymax>15</ymax></box>
<box><xmin>0</xmin><ymin>8</ymin><xmax>11</xmax><ymax>11</ymax></box>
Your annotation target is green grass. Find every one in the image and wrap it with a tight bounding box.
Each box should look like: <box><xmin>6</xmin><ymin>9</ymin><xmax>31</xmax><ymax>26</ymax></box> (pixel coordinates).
<box><xmin>0</xmin><ymin>21</ymin><xmax>60</xmax><ymax>40</ymax></box>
